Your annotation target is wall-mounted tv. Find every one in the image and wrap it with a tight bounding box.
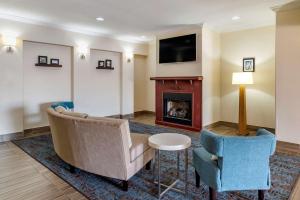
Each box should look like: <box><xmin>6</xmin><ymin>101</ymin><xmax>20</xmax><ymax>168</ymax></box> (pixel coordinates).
<box><xmin>159</xmin><ymin>34</ymin><xmax>196</xmax><ymax>64</ymax></box>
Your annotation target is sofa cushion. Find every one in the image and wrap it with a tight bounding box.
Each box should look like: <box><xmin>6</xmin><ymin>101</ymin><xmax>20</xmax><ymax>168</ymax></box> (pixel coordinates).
<box><xmin>54</xmin><ymin>106</ymin><xmax>67</xmax><ymax>113</ymax></box>
<box><xmin>61</xmin><ymin>110</ymin><xmax>88</xmax><ymax>118</ymax></box>
<box><xmin>88</xmin><ymin>116</ymin><xmax>132</xmax><ymax>148</ymax></box>
<box><xmin>51</xmin><ymin>101</ymin><xmax>74</xmax><ymax>110</ymax></box>
<box><xmin>130</xmin><ymin>133</ymin><xmax>151</xmax><ymax>162</ymax></box>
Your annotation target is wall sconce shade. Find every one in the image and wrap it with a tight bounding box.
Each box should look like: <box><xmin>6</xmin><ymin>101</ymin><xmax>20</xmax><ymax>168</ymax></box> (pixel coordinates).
<box><xmin>232</xmin><ymin>72</ymin><xmax>253</xmax><ymax>85</ymax></box>
<box><xmin>2</xmin><ymin>35</ymin><xmax>17</xmax><ymax>53</ymax></box>
<box><xmin>77</xmin><ymin>44</ymin><xmax>88</xmax><ymax>60</ymax></box>
<box><xmin>125</xmin><ymin>50</ymin><xmax>133</xmax><ymax>63</ymax></box>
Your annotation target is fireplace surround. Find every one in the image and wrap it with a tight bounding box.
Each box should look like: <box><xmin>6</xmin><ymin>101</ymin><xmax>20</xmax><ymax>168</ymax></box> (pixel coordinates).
<box><xmin>150</xmin><ymin>76</ymin><xmax>203</xmax><ymax>131</ymax></box>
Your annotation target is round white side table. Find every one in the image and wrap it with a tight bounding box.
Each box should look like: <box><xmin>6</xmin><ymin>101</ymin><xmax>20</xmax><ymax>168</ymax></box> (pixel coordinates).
<box><xmin>148</xmin><ymin>133</ymin><xmax>191</xmax><ymax>199</ymax></box>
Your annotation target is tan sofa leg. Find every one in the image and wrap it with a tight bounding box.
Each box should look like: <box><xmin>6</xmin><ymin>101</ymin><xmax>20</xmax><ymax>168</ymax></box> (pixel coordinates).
<box><xmin>145</xmin><ymin>160</ymin><xmax>152</xmax><ymax>170</ymax></box>
<box><xmin>69</xmin><ymin>164</ymin><xmax>75</xmax><ymax>173</ymax></box>
<box><xmin>122</xmin><ymin>180</ymin><xmax>128</xmax><ymax>191</ymax></box>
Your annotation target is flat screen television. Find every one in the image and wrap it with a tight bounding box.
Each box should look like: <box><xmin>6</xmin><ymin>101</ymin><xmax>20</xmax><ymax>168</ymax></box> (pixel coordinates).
<box><xmin>159</xmin><ymin>34</ymin><xmax>196</xmax><ymax>64</ymax></box>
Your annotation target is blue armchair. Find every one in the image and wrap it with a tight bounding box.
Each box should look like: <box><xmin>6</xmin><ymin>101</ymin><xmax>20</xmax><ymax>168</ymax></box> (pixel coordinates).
<box><xmin>193</xmin><ymin>129</ymin><xmax>276</xmax><ymax>200</ymax></box>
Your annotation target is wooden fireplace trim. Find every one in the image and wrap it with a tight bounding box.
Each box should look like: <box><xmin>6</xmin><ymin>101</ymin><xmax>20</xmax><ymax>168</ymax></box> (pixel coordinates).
<box><xmin>150</xmin><ymin>76</ymin><xmax>203</xmax><ymax>81</ymax></box>
<box><xmin>150</xmin><ymin>76</ymin><xmax>203</xmax><ymax>132</ymax></box>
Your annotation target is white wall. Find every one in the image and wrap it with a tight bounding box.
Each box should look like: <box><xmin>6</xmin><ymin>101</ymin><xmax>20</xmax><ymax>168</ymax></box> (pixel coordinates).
<box><xmin>220</xmin><ymin>26</ymin><xmax>276</xmax><ymax>128</ymax></box>
<box><xmin>0</xmin><ymin>18</ymin><xmax>148</xmax><ymax>135</ymax></box>
<box><xmin>75</xmin><ymin>49</ymin><xmax>121</xmax><ymax>116</ymax></box>
<box><xmin>134</xmin><ymin>55</ymin><xmax>148</xmax><ymax>112</ymax></box>
<box><xmin>0</xmin><ymin>39</ymin><xmax>23</xmax><ymax>135</ymax></box>
<box><xmin>202</xmin><ymin>26</ymin><xmax>221</xmax><ymax>126</ymax></box>
<box><xmin>276</xmin><ymin>5</ymin><xmax>300</xmax><ymax>144</ymax></box>
<box><xmin>23</xmin><ymin>41</ymin><xmax>72</xmax><ymax>129</ymax></box>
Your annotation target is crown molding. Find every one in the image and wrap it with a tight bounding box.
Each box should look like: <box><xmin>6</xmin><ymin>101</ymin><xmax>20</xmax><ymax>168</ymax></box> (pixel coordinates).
<box><xmin>272</xmin><ymin>1</ymin><xmax>300</xmax><ymax>12</ymax></box>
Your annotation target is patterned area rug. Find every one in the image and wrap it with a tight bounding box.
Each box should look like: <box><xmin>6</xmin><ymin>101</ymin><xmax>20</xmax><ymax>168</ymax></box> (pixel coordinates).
<box><xmin>13</xmin><ymin>122</ymin><xmax>300</xmax><ymax>200</ymax></box>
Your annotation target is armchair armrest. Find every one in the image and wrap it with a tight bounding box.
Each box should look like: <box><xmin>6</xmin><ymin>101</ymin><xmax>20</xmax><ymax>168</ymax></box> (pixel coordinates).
<box><xmin>200</xmin><ymin>130</ymin><xmax>224</xmax><ymax>157</ymax></box>
<box><xmin>256</xmin><ymin>129</ymin><xmax>276</xmax><ymax>155</ymax></box>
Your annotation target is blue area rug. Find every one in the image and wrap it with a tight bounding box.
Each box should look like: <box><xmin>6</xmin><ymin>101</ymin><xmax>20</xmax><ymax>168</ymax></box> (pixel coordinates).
<box><xmin>13</xmin><ymin>122</ymin><xmax>300</xmax><ymax>200</ymax></box>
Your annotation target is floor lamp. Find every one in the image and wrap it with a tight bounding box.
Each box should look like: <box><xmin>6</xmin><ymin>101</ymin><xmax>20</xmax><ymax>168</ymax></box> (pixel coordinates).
<box><xmin>232</xmin><ymin>72</ymin><xmax>253</xmax><ymax>135</ymax></box>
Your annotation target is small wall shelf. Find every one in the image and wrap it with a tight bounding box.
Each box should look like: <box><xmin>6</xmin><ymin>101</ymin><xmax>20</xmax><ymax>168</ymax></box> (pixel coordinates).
<box><xmin>35</xmin><ymin>63</ymin><xmax>62</xmax><ymax>68</ymax></box>
<box><xmin>96</xmin><ymin>67</ymin><xmax>114</xmax><ymax>70</ymax></box>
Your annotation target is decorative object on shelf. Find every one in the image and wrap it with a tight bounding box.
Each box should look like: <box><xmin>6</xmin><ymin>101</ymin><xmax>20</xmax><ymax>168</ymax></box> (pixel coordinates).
<box><xmin>98</xmin><ymin>60</ymin><xmax>105</xmax><ymax>67</ymax></box>
<box><xmin>232</xmin><ymin>72</ymin><xmax>253</xmax><ymax>135</ymax></box>
<box><xmin>96</xmin><ymin>59</ymin><xmax>114</xmax><ymax>70</ymax></box>
<box><xmin>50</xmin><ymin>58</ymin><xmax>60</xmax><ymax>65</ymax></box>
<box><xmin>38</xmin><ymin>56</ymin><xmax>48</xmax><ymax>64</ymax></box>
<box><xmin>243</xmin><ymin>57</ymin><xmax>255</xmax><ymax>72</ymax></box>
<box><xmin>35</xmin><ymin>56</ymin><xmax>62</xmax><ymax>67</ymax></box>
<box><xmin>2</xmin><ymin>35</ymin><xmax>17</xmax><ymax>53</ymax></box>
<box><xmin>105</xmin><ymin>59</ymin><xmax>112</xmax><ymax>68</ymax></box>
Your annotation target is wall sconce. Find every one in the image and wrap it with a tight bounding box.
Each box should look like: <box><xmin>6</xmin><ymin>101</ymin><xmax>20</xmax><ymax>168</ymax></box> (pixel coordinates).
<box><xmin>80</xmin><ymin>54</ymin><xmax>86</xmax><ymax>60</ymax></box>
<box><xmin>77</xmin><ymin>45</ymin><xmax>88</xmax><ymax>60</ymax></box>
<box><xmin>125</xmin><ymin>51</ymin><xmax>133</xmax><ymax>63</ymax></box>
<box><xmin>2</xmin><ymin>35</ymin><xmax>17</xmax><ymax>53</ymax></box>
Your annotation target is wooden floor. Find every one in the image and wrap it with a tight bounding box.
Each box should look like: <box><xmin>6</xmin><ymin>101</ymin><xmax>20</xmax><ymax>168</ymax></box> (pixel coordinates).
<box><xmin>0</xmin><ymin>113</ymin><xmax>299</xmax><ymax>200</ymax></box>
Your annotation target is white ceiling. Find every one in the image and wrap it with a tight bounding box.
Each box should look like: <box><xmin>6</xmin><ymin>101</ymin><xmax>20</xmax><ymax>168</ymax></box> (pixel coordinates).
<box><xmin>0</xmin><ymin>0</ymin><xmax>294</xmax><ymax>42</ymax></box>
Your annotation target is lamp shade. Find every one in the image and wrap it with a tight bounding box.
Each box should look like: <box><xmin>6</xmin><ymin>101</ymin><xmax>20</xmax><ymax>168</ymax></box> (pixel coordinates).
<box><xmin>232</xmin><ymin>72</ymin><xmax>253</xmax><ymax>85</ymax></box>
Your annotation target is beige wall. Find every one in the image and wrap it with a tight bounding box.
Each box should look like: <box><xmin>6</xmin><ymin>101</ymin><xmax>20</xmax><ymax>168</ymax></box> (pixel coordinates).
<box><xmin>145</xmin><ymin>26</ymin><xmax>221</xmax><ymax>125</ymax></box>
<box><xmin>276</xmin><ymin>5</ymin><xmax>300</xmax><ymax>144</ymax></box>
<box><xmin>221</xmin><ymin>26</ymin><xmax>276</xmax><ymax>128</ymax></box>
<box><xmin>0</xmin><ymin>39</ymin><xmax>23</xmax><ymax>134</ymax></box>
<box><xmin>202</xmin><ymin>26</ymin><xmax>221</xmax><ymax>126</ymax></box>
<box><xmin>145</xmin><ymin>40</ymin><xmax>156</xmax><ymax>112</ymax></box>
<box><xmin>77</xmin><ymin>49</ymin><xmax>121</xmax><ymax>117</ymax></box>
<box><xmin>134</xmin><ymin>55</ymin><xmax>148</xmax><ymax>112</ymax></box>
<box><xmin>23</xmin><ymin>41</ymin><xmax>72</xmax><ymax>129</ymax></box>
<box><xmin>155</xmin><ymin>27</ymin><xmax>202</xmax><ymax>77</ymax></box>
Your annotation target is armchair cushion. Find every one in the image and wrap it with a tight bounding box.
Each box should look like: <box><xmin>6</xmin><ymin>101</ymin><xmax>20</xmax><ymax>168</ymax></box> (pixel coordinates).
<box><xmin>61</xmin><ymin>110</ymin><xmax>88</xmax><ymax>118</ymax></box>
<box><xmin>193</xmin><ymin>147</ymin><xmax>221</xmax><ymax>190</ymax></box>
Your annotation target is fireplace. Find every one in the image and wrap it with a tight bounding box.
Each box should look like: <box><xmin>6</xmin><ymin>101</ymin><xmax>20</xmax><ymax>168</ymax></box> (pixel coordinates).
<box><xmin>150</xmin><ymin>76</ymin><xmax>203</xmax><ymax>131</ymax></box>
<box><xmin>163</xmin><ymin>93</ymin><xmax>192</xmax><ymax>126</ymax></box>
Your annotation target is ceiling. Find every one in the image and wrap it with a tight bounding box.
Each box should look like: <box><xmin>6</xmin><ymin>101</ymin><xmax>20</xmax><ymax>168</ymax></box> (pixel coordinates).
<box><xmin>0</xmin><ymin>0</ymin><xmax>294</xmax><ymax>43</ymax></box>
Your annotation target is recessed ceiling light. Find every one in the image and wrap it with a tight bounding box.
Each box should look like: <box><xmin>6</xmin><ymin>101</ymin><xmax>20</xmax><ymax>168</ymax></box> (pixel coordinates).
<box><xmin>232</xmin><ymin>16</ymin><xmax>240</xmax><ymax>21</ymax></box>
<box><xmin>96</xmin><ymin>17</ymin><xmax>104</xmax><ymax>21</ymax></box>
<box><xmin>140</xmin><ymin>35</ymin><xmax>146</xmax><ymax>39</ymax></box>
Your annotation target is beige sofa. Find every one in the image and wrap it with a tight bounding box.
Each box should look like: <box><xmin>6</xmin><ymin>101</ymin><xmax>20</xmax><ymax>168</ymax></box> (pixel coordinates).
<box><xmin>47</xmin><ymin>108</ymin><xmax>154</xmax><ymax>190</ymax></box>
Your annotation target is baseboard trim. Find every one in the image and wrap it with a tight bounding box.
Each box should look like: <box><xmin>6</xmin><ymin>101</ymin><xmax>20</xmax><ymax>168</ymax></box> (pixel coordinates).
<box><xmin>0</xmin><ymin>131</ymin><xmax>24</xmax><ymax>143</ymax></box>
<box><xmin>24</xmin><ymin>126</ymin><xmax>50</xmax><ymax>135</ymax></box>
<box><xmin>216</xmin><ymin>121</ymin><xmax>275</xmax><ymax>133</ymax></box>
<box><xmin>277</xmin><ymin>140</ymin><xmax>300</xmax><ymax>149</ymax></box>
<box><xmin>204</xmin><ymin>121</ymin><xmax>223</xmax><ymax>129</ymax></box>
<box><xmin>106</xmin><ymin>113</ymin><xmax>135</xmax><ymax>119</ymax></box>
<box><xmin>134</xmin><ymin>110</ymin><xmax>155</xmax><ymax>117</ymax></box>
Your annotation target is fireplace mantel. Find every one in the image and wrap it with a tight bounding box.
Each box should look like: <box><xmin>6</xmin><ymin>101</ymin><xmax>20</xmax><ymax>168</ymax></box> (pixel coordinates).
<box><xmin>150</xmin><ymin>76</ymin><xmax>203</xmax><ymax>132</ymax></box>
<box><xmin>150</xmin><ymin>76</ymin><xmax>203</xmax><ymax>81</ymax></box>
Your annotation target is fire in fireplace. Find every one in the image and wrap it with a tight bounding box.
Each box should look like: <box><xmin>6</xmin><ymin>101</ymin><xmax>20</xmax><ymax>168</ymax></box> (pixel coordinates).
<box><xmin>163</xmin><ymin>93</ymin><xmax>192</xmax><ymax>126</ymax></box>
